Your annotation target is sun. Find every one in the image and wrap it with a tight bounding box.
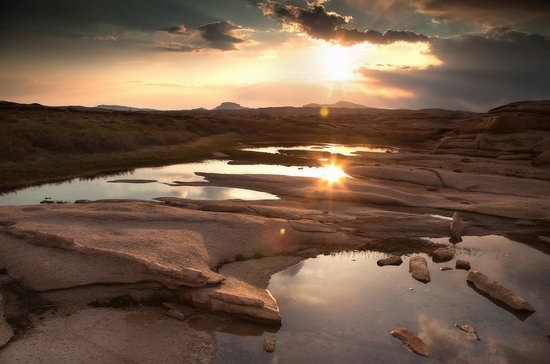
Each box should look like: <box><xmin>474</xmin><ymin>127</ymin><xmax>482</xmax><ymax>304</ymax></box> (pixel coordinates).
<box><xmin>317</xmin><ymin>43</ymin><xmax>370</xmax><ymax>81</ymax></box>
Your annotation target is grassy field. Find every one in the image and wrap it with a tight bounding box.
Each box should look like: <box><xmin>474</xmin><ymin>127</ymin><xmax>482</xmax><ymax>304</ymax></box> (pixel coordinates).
<box><xmin>0</xmin><ymin>101</ymin><xmax>475</xmax><ymax>192</ymax></box>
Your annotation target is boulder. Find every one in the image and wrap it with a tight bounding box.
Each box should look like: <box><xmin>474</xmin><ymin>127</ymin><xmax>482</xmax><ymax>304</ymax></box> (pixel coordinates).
<box><xmin>456</xmin><ymin>260</ymin><xmax>471</xmax><ymax>270</ymax></box>
<box><xmin>466</xmin><ymin>271</ymin><xmax>535</xmax><ymax>313</ymax></box>
<box><xmin>263</xmin><ymin>337</ymin><xmax>277</xmax><ymax>353</ymax></box>
<box><xmin>432</xmin><ymin>248</ymin><xmax>454</xmax><ymax>262</ymax></box>
<box><xmin>0</xmin><ymin>294</ymin><xmax>14</xmax><ymax>348</ymax></box>
<box><xmin>450</xmin><ymin>212</ymin><xmax>464</xmax><ymax>240</ymax></box>
<box><xmin>390</xmin><ymin>327</ymin><xmax>430</xmax><ymax>357</ymax></box>
<box><xmin>409</xmin><ymin>256</ymin><xmax>430</xmax><ymax>283</ymax></box>
<box><xmin>532</xmin><ymin>150</ymin><xmax>550</xmax><ymax>166</ymax></box>
<box><xmin>377</xmin><ymin>255</ymin><xmax>403</xmax><ymax>266</ymax></box>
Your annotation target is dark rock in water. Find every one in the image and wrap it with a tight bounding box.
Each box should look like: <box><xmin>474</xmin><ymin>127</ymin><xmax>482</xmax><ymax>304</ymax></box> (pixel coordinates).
<box><xmin>440</xmin><ymin>266</ymin><xmax>453</xmax><ymax>271</ymax></box>
<box><xmin>74</xmin><ymin>199</ymin><xmax>91</xmax><ymax>204</ymax></box>
<box><xmin>467</xmin><ymin>271</ymin><xmax>535</xmax><ymax>314</ymax></box>
<box><xmin>450</xmin><ymin>212</ymin><xmax>464</xmax><ymax>240</ymax></box>
<box><xmin>456</xmin><ymin>259</ymin><xmax>471</xmax><ymax>270</ymax></box>
<box><xmin>455</xmin><ymin>323</ymin><xmax>481</xmax><ymax>340</ymax></box>
<box><xmin>409</xmin><ymin>256</ymin><xmax>430</xmax><ymax>283</ymax></box>
<box><xmin>432</xmin><ymin>248</ymin><xmax>454</xmax><ymax>262</ymax></box>
<box><xmin>377</xmin><ymin>255</ymin><xmax>403</xmax><ymax>266</ymax></box>
<box><xmin>390</xmin><ymin>327</ymin><xmax>430</xmax><ymax>357</ymax></box>
<box><xmin>0</xmin><ymin>293</ymin><xmax>14</xmax><ymax>348</ymax></box>
<box><xmin>263</xmin><ymin>337</ymin><xmax>277</xmax><ymax>353</ymax></box>
<box><xmin>40</xmin><ymin>199</ymin><xmax>55</xmax><ymax>204</ymax></box>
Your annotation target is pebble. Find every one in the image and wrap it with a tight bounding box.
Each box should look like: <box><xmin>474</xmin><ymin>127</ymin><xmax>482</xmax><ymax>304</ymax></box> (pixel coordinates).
<box><xmin>263</xmin><ymin>337</ymin><xmax>277</xmax><ymax>353</ymax></box>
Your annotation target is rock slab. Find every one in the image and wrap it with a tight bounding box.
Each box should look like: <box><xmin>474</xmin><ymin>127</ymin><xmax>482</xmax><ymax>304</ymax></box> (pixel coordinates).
<box><xmin>377</xmin><ymin>255</ymin><xmax>403</xmax><ymax>266</ymax></box>
<box><xmin>466</xmin><ymin>271</ymin><xmax>535</xmax><ymax>313</ymax></box>
<box><xmin>390</xmin><ymin>327</ymin><xmax>430</xmax><ymax>357</ymax></box>
<box><xmin>409</xmin><ymin>256</ymin><xmax>431</xmax><ymax>283</ymax></box>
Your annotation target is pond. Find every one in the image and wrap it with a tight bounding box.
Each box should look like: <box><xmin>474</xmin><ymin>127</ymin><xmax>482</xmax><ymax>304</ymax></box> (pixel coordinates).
<box><xmin>215</xmin><ymin>235</ymin><xmax>550</xmax><ymax>363</ymax></box>
<box><xmin>0</xmin><ymin>160</ymin><xmax>349</xmax><ymax>205</ymax></box>
<box><xmin>242</xmin><ymin>143</ymin><xmax>396</xmax><ymax>156</ymax></box>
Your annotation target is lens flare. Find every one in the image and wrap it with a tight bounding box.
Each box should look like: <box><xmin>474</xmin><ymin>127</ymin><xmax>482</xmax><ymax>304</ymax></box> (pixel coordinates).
<box><xmin>320</xmin><ymin>106</ymin><xmax>330</xmax><ymax>118</ymax></box>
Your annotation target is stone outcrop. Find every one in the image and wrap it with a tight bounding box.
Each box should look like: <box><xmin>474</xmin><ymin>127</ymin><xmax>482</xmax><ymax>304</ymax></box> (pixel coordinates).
<box><xmin>450</xmin><ymin>212</ymin><xmax>464</xmax><ymax>240</ymax></box>
<box><xmin>390</xmin><ymin>327</ymin><xmax>430</xmax><ymax>357</ymax></box>
<box><xmin>409</xmin><ymin>256</ymin><xmax>431</xmax><ymax>283</ymax></box>
<box><xmin>466</xmin><ymin>271</ymin><xmax>535</xmax><ymax>314</ymax></box>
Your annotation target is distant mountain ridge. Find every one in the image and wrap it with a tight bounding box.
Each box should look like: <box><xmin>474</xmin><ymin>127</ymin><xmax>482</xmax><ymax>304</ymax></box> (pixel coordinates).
<box><xmin>303</xmin><ymin>101</ymin><xmax>369</xmax><ymax>109</ymax></box>
<box><xmin>213</xmin><ymin>102</ymin><xmax>250</xmax><ymax>110</ymax></box>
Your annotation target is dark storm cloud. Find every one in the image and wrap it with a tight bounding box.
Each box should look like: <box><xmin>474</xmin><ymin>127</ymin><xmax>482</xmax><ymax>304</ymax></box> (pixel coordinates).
<box><xmin>161</xmin><ymin>25</ymin><xmax>191</xmax><ymax>35</ymax></box>
<box><xmin>258</xmin><ymin>1</ymin><xmax>428</xmax><ymax>45</ymax></box>
<box><xmin>361</xmin><ymin>28</ymin><xmax>550</xmax><ymax>111</ymax></box>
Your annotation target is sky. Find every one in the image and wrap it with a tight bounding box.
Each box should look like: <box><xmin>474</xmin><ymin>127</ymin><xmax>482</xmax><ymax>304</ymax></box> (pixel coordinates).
<box><xmin>1</xmin><ymin>0</ymin><xmax>550</xmax><ymax>111</ymax></box>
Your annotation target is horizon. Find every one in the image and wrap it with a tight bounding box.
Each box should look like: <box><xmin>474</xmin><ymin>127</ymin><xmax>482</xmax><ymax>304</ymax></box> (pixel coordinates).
<box><xmin>2</xmin><ymin>1</ymin><xmax>550</xmax><ymax>112</ymax></box>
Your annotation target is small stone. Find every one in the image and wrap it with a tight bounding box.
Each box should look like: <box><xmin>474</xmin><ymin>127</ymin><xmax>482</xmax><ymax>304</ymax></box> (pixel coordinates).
<box><xmin>263</xmin><ymin>337</ymin><xmax>277</xmax><ymax>353</ymax></box>
<box><xmin>456</xmin><ymin>260</ymin><xmax>471</xmax><ymax>270</ymax></box>
<box><xmin>455</xmin><ymin>324</ymin><xmax>481</xmax><ymax>340</ymax></box>
<box><xmin>377</xmin><ymin>255</ymin><xmax>403</xmax><ymax>266</ymax></box>
<box><xmin>440</xmin><ymin>266</ymin><xmax>453</xmax><ymax>271</ymax></box>
<box><xmin>391</xmin><ymin>327</ymin><xmax>430</xmax><ymax>357</ymax></box>
<box><xmin>409</xmin><ymin>256</ymin><xmax>431</xmax><ymax>283</ymax></box>
<box><xmin>432</xmin><ymin>248</ymin><xmax>454</xmax><ymax>263</ymax></box>
<box><xmin>166</xmin><ymin>309</ymin><xmax>186</xmax><ymax>321</ymax></box>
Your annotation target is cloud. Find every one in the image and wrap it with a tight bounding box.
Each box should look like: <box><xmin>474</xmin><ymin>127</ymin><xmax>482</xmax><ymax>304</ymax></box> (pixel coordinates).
<box><xmin>160</xmin><ymin>25</ymin><xmax>191</xmax><ymax>35</ymax></box>
<box><xmin>415</xmin><ymin>0</ymin><xmax>550</xmax><ymax>29</ymax></box>
<box><xmin>359</xmin><ymin>28</ymin><xmax>550</xmax><ymax>111</ymax></box>
<box><xmin>92</xmin><ymin>35</ymin><xmax>117</xmax><ymax>41</ymax></box>
<box><xmin>258</xmin><ymin>1</ymin><xmax>429</xmax><ymax>45</ymax></box>
<box><xmin>198</xmin><ymin>21</ymin><xmax>250</xmax><ymax>50</ymax></box>
<box><xmin>158</xmin><ymin>20</ymin><xmax>251</xmax><ymax>52</ymax></box>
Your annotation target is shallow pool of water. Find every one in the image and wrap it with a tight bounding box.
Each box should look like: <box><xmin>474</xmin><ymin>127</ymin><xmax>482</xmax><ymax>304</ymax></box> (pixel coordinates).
<box><xmin>242</xmin><ymin>143</ymin><xmax>395</xmax><ymax>156</ymax></box>
<box><xmin>0</xmin><ymin>160</ymin><xmax>348</xmax><ymax>205</ymax></box>
<box><xmin>216</xmin><ymin>235</ymin><xmax>550</xmax><ymax>363</ymax></box>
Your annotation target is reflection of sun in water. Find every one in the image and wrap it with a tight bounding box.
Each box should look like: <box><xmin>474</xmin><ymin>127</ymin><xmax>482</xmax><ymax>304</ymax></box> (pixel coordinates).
<box><xmin>320</xmin><ymin>164</ymin><xmax>347</xmax><ymax>184</ymax></box>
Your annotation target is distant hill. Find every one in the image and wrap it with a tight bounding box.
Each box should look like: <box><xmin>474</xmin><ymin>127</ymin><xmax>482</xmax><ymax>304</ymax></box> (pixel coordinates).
<box><xmin>97</xmin><ymin>105</ymin><xmax>157</xmax><ymax>112</ymax></box>
<box><xmin>213</xmin><ymin>102</ymin><xmax>250</xmax><ymax>111</ymax></box>
<box><xmin>303</xmin><ymin>101</ymin><xmax>369</xmax><ymax>109</ymax></box>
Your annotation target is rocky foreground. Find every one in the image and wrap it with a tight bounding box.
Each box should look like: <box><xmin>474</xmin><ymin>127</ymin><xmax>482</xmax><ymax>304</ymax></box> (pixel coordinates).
<box><xmin>0</xmin><ymin>101</ymin><xmax>549</xmax><ymax>361</ymax></box>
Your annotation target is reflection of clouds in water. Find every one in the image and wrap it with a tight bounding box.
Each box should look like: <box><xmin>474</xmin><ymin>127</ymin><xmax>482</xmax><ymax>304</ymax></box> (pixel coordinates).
<box><xmin>278</xmin><ymin>261</ymin><xmax>305</xmax><ymax>277</ymax></box>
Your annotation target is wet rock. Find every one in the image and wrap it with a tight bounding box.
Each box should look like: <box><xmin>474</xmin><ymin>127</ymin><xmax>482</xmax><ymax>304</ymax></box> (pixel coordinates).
<box><xmin>455</xmin><ymin>323</ymin><xmax>481</xmax><ymax>340</ymax></box>
<box><xmin>440</xmin><ymin>266</ymin><xmax>453</xmax><ymax>271</ymax></box>
<box><xmin>390</xmin><ymin>327</ymin><xmax>430</xmax><ymax>357</ymax></box>
<box><xmin>539</xmin><ymin>236</ymin><xmax>550</xmax><ymax>244</ymax></box>
<box><xmin>0</xmin><ymin>294</ymin><xmax>14</xmax><ymax>348</ymax></box>
<box><xmin>532</xmin><ymin>150</ymin><xmax>550</xmax><ymax>166</ymax></box>
<box><xmin>377</xmin><ymin>256</ymin><xmax>403</xmax><ymax>266</ymax></box>
<box><xmin>409</xmin><ymin>256</ymin><xmax>431</xmax><ymax>283</ymax></box>
<box><xmin>432</xmin><ymin>247</ymin><xmax>454</xmax><ymax>262</ymax></box>
<box><xmin>456</xmin><ymin>259</ymin><xmax>471</xmax><ymax>270</ymax></box>
<box><xmin>263</xmin><ymin>337</ymin><xmax>277</xmax><ymax>353</ymax></box>
<box><xmin>450</xmin><ymin>212</ymin><xmax>464</xmax><ymax>240</ymax></box>
<box><xmin>466</xmin><ymin>271</ymin><xmax>535</xmax><ymax>313</ymax></box>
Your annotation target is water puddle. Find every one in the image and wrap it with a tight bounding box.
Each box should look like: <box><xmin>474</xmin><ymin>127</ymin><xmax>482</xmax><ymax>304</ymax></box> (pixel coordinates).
<box><xmin>0</xmin><ymin>160</ymin><xmax>348</xmax><ymax>205</ymax></box>
<box><xmin>216</xmin><ymin>235</ymin><xmax>550</xmax><ymax>363</ymax></box>
<box><xmin>242</xmin><ymin>143</ymin><xmax>395</xmax><ymax>156</ymax></box>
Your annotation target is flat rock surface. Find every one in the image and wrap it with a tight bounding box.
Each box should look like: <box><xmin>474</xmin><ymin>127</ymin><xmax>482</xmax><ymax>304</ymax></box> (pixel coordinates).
<box><xmin>390</xmin><ymin>327</ymin><xmax>430</xmax><ymax>357</ymax></box>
